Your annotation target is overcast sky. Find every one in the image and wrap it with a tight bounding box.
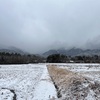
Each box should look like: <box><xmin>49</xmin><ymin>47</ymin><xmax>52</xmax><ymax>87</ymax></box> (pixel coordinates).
<box><xmin>0</xmin><ymin>0</ymin><xmax>100</xmax><ymax>53</ymax></box>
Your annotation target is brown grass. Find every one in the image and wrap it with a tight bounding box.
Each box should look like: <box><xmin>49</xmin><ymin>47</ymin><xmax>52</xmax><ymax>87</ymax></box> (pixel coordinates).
<box><xmin>47</xmin><ymin>65</ymin><xmax>100</xmax><ymax>100</ymax></box>
<box><xmin>47</xmin><ymin>65</ymin><xmax>85</xmax><ymax>88</ymax></box>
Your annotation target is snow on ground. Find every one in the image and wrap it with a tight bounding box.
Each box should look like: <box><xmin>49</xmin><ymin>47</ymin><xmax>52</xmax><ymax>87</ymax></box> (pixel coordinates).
<box><xmin>0</xmin><ymin>64</ymin><xmax>57</xmax><ymax>100</ymax></box>
<box><xmin>47</xmin><ymin>64</ymin><xmax>100</xmax><ymax>100</ymax></box>
<box><xmin>58</xmin><ymin>63</ymin><xmax>100</xmax><ymax>82</ymax></box>
<box><xmin>0</xmin><ymin>63</ymin><xmax>100</xmax><ymax>100</ymax></box>
<box><xmin>33</xmin><ymin>64</ymin><xmax>57</xmax><ymax>100</ymax></box>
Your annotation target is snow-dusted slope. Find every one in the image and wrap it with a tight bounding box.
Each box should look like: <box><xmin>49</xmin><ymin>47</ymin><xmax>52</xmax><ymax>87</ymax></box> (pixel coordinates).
<box><xmin>0</xmin><ymin>64</ymin><xmax>57</xmax><ymax>100</ymax></box>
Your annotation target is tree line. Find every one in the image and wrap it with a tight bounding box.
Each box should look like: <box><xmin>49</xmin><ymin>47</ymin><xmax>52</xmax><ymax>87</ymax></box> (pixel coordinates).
<box><xmin>0</xmin><ymin>52</ymin><xmax>100</xmax><ymax>64</ymax></box>
<box><xmin>0</xmin><ymin>52</ymin><xmax>45</xmax><ymax>64</ymax></box>
<box><xmin>46</xmin><ymin>54</ymin><xmax>100</xmax><ymax>63</ymax></box>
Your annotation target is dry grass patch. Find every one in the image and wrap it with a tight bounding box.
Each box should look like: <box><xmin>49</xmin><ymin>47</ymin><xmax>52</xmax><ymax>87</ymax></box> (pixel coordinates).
<box><xmin>47</xmin><ymin>65</ymin><xmax>85</xmax><ymax>87</ymax></box>
<box><xmin>47</xmin><ymin>65</ymin><xmax>100</xmax><ymax>100</ymax></box>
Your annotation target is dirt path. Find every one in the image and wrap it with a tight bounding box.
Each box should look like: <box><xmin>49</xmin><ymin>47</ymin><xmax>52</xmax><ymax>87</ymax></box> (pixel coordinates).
<box><xmin>33</xmin><ymin>64</ymin><xmax>57</xmax><ymax>100</ymax></box>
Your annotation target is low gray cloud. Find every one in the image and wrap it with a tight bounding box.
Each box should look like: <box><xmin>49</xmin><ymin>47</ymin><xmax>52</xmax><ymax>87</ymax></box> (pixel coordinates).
<box><xmin>0</xmin><ymin>0</ymin><xmax>100</xmax><ymax>53</ymax></box>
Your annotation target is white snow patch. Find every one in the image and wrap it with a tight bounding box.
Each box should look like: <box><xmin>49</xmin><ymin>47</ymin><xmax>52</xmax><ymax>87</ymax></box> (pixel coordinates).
<box><xmin>0</xmin><ymin>64</ymin><xmax>57</xmax><ymax>100</ymax></box>
<box><xmin>33</xmin><ymin>64</ymin><xmax>57</xmax><ymax>100</ymax></box>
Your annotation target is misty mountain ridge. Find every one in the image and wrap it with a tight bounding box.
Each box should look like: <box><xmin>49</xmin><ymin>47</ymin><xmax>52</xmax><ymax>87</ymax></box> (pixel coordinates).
<box><xmin>0</xmin><ymin>46</ymin><xmax>28</xmax><ymax>55</ymax></box>
<box><xmin>1</xmin><ymin>45</ymin><xmax>100</xmax><ymax>57</ymax></box>
<box><xmin>43</xmin><ymin>47</ymin><xmax>100</xmax><ymax>57</ymax></box>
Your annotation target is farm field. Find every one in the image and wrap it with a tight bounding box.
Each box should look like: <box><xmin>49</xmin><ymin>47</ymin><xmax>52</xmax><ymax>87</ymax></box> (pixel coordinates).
<box><xmin>58</xmin><ymin>63</ymin><xmax>100</xmax><ymax>83</ymax></box>
<box><xmin>0</xmin><ymin>63</ymin><xmax>100</xmax><ymax>100</ymax></box>
<box><xmin>0</xmin><ymin>64</ymin><xmax>57</xmax><ymax>100</ymax></box>
<box><xmin>48</xmin><ymin>63</ymin><xmax>100</xmax><ymax>100</ymax></box>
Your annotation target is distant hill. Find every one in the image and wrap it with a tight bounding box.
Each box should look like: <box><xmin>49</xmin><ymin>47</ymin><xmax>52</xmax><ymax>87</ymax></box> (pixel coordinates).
<box><xmin>43</xmin><ymin>48</ymin><xmax>100</xmax><ymax>57</ymax></box>
<box><xmin>0</xmin><ymin>46</ymin><xmax>28</xmax><ymax>55</ymax></box>
<box><xmin>43</xmin><ymin>50</ymin><xmax>59</xmax><ymax>56</ymax></box>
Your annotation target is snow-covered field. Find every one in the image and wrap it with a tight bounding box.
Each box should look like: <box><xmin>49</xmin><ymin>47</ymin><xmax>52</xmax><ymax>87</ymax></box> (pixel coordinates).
<box><xmin>0</xmin><ymin>64</ymin><xmax>57</xmax><ymax>100</ymax></box>
<box><xmin>48</xmin><ymin>63</ymin><xmax>100</xmax><ymax>100</ymax></box>
<box><xmin>58</xmin><ymin>63</ymin><xmax>100</xmax><ymax>83</ymax></box>
<box><xmin>0</xmin><ymin>63</ymin><xmax>100</xmax><ymax>100</ymax></box>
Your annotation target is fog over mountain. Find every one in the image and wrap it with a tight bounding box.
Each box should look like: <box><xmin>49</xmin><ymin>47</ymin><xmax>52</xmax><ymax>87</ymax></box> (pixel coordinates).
<box><xmin>0</xmin><ymin>0</ymin><xmax>100</xmax><ymax>53</ymax></box>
